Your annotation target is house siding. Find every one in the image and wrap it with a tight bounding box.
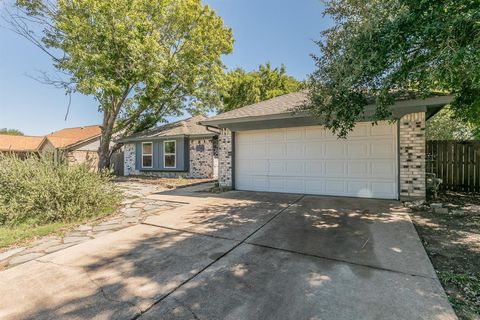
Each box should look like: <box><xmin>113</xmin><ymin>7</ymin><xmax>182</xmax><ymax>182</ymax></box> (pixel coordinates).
<box><xmin>135</xmin><ymin>137</ymin><xmax>187</xmax><ymax>171</ymax></box>
<box><xmin>399</xmin><ymin>112</ymin><xmax>426</xmax><ymax>200</ymax></box>
<box><xmin>124</xmin><ymin>137</ymin><xmax>217</xmax><ymax>179</ymax></box>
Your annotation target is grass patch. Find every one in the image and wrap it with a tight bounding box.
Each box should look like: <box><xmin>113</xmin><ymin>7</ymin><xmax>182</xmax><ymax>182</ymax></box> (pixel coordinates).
<box><xmin>0</xmin><ymin>223</ymin><xmax>68</xmax><ymax>248</ymax></box>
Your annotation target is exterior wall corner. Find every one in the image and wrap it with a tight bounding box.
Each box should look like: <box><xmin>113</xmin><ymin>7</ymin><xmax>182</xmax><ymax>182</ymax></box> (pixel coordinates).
<box><xmin>218</xmin><ymin>128</ymin><xmax>233</xmax><ymax>188</ymax></box>
<box><xmin>399</xmin><ymin>112</ymin><xmax>426</xmax><ymax>200</ymax></box>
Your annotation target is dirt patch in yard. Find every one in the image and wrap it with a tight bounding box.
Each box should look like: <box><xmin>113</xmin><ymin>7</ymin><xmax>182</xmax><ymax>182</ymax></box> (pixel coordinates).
<box><xmin>409</xmin><ymin>192</ymin><xmax>480</xmax><ymax>320</ymax></box>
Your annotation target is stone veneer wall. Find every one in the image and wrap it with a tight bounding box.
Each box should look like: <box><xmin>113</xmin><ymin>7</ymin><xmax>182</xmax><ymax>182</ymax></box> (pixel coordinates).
<box><xmin>218</xmin><ymin>129</ymin><xmax>233</xmax><ymax>189</ymax></box>
<box><xmin>124</xmin><ymin>143</ymin><xmax>137</xmax><ymax>176</ymax></box>
<box><xmin>189</xmin><ymin>138</ymin><xmax>215</xmax><ymax>179</ymax></box>
<box><xmin>399</xmin><ymin>112</ymin><xmax>426</xmax><ymax>200</ymax></box>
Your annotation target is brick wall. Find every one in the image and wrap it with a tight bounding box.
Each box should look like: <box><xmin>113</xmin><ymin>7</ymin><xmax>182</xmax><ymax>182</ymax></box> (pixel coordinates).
<box><xmin>218</xmin><ymin>129</ymin><xmax>233</xmax><ymax>189</ymax></box>
<box><xmin>399</xmin><ymin>112</ymin><xmax>426</xmax><ymax>200</ymax></box>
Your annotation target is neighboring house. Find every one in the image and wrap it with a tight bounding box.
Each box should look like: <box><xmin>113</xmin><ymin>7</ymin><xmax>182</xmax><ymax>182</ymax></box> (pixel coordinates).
<box><xmin>119</xmin><ymin>116</ymin><xmax>219</xmax><ymax>179</ymax></box>
<box><xmin>46</xmin><ymin>125</ymin><xmax>103</xmax><ymax>168</ymax></box>
<box><xmin>201</xmin><ymin>91</ymin><xmax>454</xmax><ymax>200</ymax></box>
<box><xmin>0</xmin><ymin>134</ymin><xmax>46</xmax><ymax>159</ymax></box>
<box><xmin>0</xmin><ymin>125</ymin><xmax>106</xmax><ymax>168</ymax></box>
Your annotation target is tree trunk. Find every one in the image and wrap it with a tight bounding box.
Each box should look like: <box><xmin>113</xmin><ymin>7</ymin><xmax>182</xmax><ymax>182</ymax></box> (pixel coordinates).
<box><xmin>98</xmin><ymin>109</ymin><xmax>117</xmax><ymax>170</ymax></box>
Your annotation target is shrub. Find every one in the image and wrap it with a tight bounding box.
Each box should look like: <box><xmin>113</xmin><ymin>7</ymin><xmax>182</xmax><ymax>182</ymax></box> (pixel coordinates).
<box><xmin>0</xmin><ymin>154</ymin><xmax>121</xmax><ymax>226</ymax></box>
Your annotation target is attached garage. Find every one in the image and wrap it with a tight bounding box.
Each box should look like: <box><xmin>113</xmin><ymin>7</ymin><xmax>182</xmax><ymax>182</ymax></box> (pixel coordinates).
<box><xmin>202</xmin><ymin>92</ymin><xmax>454</xmax><ymax>200</ymax></box>
<box><xmin>235</xmin><ymin>122</ymin><xmax>397</xmax><ymax>199</ymax></box>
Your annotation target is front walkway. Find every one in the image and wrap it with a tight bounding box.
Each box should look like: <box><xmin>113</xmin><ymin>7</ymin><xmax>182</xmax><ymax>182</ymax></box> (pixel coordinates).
<box><xmin>0</xmin><ymin>190</ymin><xmax>456</xmax><ymax>320</ymax></box>
<box><xmin>0</xmin><ymin>181</ymin><xmax>212</xmax><ymax>269</ymax></box>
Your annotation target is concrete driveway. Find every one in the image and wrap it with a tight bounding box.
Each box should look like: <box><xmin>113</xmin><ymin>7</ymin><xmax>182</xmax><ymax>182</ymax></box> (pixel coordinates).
<box><xmin>0</xmin><ymin>190</ymin><xmax>456</xmax><ymax>320</ymax></box>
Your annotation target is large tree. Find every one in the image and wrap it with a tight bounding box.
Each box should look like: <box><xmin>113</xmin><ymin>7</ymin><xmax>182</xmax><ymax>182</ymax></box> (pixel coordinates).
<box><xmin>306</xmin><ymin>0</ymin><xmax>480</xmax><ymax>137</ymax></box>
<box><xmin>8</xmin><ymin>0</ymin><xmax>233</xmax><ymax>168</ymax></box>
<box><xmin>426</xmin><ymin>106</ymin><xmax>479</xmax><ymax>140</ymax></box>
<box><xmin>219</xmin><ymin>63</ymin><xmax>303</xmax><ymax>113</ymax></box>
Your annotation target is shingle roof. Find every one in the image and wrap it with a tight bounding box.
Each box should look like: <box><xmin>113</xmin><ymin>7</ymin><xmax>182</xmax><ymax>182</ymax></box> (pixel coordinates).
<box><xmin>119</xmin><ymin>115</ymin><xmax>216</xmax><ymax>142</ymax></box>
<box><xmin>207</xmin><ymin>92</ymin><xmax>308</xmax><ymax>122</ymax></box>
<box><xmin>47</xmin><ymin>125</ymin><xmax>101</xmax><ymax>148</ymax></box>
<box><xmin>0</xmin><ymin>135</ymin><xmax>45</xmax><ymax>152</ymax></box>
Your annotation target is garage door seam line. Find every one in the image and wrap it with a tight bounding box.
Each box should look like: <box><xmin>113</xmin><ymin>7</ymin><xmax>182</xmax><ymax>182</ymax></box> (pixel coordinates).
<box><xmin>133</xmin><ymin>194</ymin><xmax>305</xmax><ymax>320</ymax></box>
<box><xmin>243</xmin><ymin>242</ymin><xmax>436</xmax><ymax>281</ymax></box>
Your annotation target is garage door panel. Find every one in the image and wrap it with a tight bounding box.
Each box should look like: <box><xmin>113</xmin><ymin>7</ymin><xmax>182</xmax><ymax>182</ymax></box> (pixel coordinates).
<box><xmin>347</xmin><ymin>143</ymin><xmax>369</xmax><ymax>157</ymax></box>
<box><xmin>305</xmin><ymin>160</ymin><xmax>324</xmax><ymax>177</ymax></box>
<box><xmin>267</xmin><ymin>130</ymin><xmax>284</xmax><ymax>141</ymax></box>
<box><xmin>347</xmin><ymin>161</ymin><xmax>370</xmax><ymax>177</ymax></box>
<box><xmin>305</xmin><ymin>179</ymin><xmax>325</xmax><ymax>193</ymax></box>
<box><xmin>325</xmin><ymin>180</ymin><xmax>346</xmax><ymax>193</ymax></box>
<box><xmin>370</xmin><ymin>140</ymin><xmax>396</xmax><ymax>157</ymax></box>
<box><xmin>268</xmin><ymin>143</ymin><xmax>286</xmax><ymax>158</ymax></box>
<box><xmin>324</xmin><ymin>142</ymin><xmax>345</xmax><ymax>158</ymax></box>
<box><xmin>371</xmin><ymin>123</ymin><xmax>395</xmax><ymax>136</ymax></box>
<box><xmin>371</xmin><ymin>161</ymin><xmax>396</xmax><ymax>178</ymax></box>
<box><xmin>325</xmin><ymin>160</ymin><xmax>346</xmax><ymax>176</ymax></box>
<box><xmin>285</xmin><ymin>160</ymin><xmax>305</xmax><ymax>176</ymax></box>
<box><xmin>347</xmin><ymin>181</ymin><xmax>371</xmax><ymax>197</ymax></box>
<box><xmin>305</xmin><ymin>142</ymin><xmax>323</xmax><ymax>157</ymax></box>
<box><xmin>269</xmin><ymin>160</ymin><xmax>286</xmax><ymax>175</ymax></box>
<box><xmin>235</xmin><ymin>122</ymin><xmax>398</xmax><ymax>199</ymax></box>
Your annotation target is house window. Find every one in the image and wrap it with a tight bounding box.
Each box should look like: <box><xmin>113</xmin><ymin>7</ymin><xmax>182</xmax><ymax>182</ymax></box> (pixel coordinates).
<box><xmin>164</xmin><ymin>140</ymin><xmax>176</xmax><ymax>168</ymax></box>
<box><xmin>142</xmin><ymin>142</ymin><xmax>153</xmax><ymax>168</ymax></box>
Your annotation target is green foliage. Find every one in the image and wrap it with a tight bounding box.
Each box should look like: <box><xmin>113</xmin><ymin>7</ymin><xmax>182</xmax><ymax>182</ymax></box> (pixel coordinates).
<box><xmin>0</xmin><ymin>154</ymin><xmax>120</xmax><ymax>226</ymax></box>
<box><xmin>10</xmin><ymin>0</ymin><xmax>233</xmax><ymax>167</ymax></box>
<box><xmin>0</xmin><ymin>128</ymin><xmax>24</xmax><ymax>136</ymax></box>
<box><xmin>219</xmin><ymin>63</ymin><xmax>303</xmax><ymax>112</ymax></box>
<box><xmin>306</xmin><ymin>0</ymin><xmax>480</xmax><ymax>137</ymax></box>
<box><xmin>426</xmin><ymin>106</ymin><xmax>479</xmax><ymax>140</ymax></box>
<box><xmin>438</xmin><ymin>271</ymin><xmax>480</xmax><ymax>319</ymax></box>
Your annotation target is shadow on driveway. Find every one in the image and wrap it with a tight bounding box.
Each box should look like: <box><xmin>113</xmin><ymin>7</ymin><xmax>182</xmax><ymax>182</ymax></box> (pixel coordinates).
<box><xmin>0</xmin><ymin>192</ymin><xmax>456</xmax><ymax>320</ymax></box>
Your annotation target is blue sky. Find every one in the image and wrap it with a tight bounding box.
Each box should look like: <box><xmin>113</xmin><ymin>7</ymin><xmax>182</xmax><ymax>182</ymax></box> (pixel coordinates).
<box><xmin>0</xmin><ymin>0</ymin><xmax>331</xmax><ymax>136</ymax></box>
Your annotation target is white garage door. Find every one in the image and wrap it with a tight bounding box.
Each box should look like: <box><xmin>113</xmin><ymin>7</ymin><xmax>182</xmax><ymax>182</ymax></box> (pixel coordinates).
<box><xmin>235</xmin><ymin>122</ymin><xmax>398</xmax><ymax>199</ymax></box>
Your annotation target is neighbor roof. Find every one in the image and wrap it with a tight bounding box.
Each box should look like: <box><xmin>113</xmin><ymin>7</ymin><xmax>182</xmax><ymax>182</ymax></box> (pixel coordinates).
<box><xmin>118</xmin><ymin>115</ymin><xmax>216</xmax><ymax>143</ymax></box>
<box><xmin>0</xmin><ymin>135</ymin><xmax>45</xmax><ymax>152</ymax></box>
<box><xmin>201</xmin><ymin>91</ymin><xmax>454</xmax><ymax>127</ymax></box>
<box><xmin>47</xmin><ymin>125</ymin><xmax>102</xmax><ymax>149</ymax></box>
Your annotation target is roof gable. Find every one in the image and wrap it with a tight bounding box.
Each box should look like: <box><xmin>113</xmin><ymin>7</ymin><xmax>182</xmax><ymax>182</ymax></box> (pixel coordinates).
<box><xmin>47</xmin><ymin>125</ymin><xmax>101</xmax><ymax>148</ymax></box>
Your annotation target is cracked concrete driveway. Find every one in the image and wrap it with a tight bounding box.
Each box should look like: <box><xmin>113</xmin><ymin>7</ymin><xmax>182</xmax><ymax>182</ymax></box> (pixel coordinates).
<box><xmin>0</xmin><ymin>191</ymin><xmax>456</xmax><ymax>320</ymax></box>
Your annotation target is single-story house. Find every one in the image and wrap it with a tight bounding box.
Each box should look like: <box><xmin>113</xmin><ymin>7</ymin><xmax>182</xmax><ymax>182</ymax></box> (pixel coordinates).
<box><xmin>0</xmin><ymin>134</ymin><xmax>47</xmax><ymax>158</ymax></box>
<box><xmin>119</xmin><ymin>115</ymin><xmax>219</xmax><ymax>179</ymax></box>
<box><xmin>201</xmin><ymin>91</ymin><xmax>454</xmax><ymax>200</ymax></box>
<box><xmin>45</xmin><ymin>125</ymin><xmax>103</xmax><ymax>168</ymax></box>
<box><xmin>0</xmin><ymin>125</ymin><xmax>105</xmax><ymax>168</ymax></box>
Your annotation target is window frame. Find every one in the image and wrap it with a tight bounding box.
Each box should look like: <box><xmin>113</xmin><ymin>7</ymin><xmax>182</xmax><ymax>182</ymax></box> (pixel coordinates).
<box><xmin>141</xmin><ymin>141</ymin><xmax>153</xmax><ymax>169</ymax></box>
<box><xmin>163</xmin><ymin>140</ymin><xmax>176</xmax><ymax>169</ymax></box>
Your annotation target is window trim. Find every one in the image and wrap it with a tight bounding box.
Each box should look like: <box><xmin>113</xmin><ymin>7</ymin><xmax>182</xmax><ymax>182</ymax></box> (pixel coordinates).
<box><xmin>163</xmin><ymin>140</ymin><xmax>176</xmax><ymax>169</ymax></box>
<box><xmin>141</xmin><ymin>142</ymin><xmax>153</xmax><ymax>169</ymax></box>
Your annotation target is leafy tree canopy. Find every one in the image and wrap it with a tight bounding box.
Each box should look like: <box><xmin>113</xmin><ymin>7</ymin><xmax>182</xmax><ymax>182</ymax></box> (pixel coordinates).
<box><xmin>9</xmin><ymin>0</ymin><xmax>233</xmax><ymax>168</ymax></box>
<box><xmin>426</xmin><ymin>106</ymin><xmax>479</xmax><ymax>140</ymax></box>
<box><xmin>0</xmin><ymin>128</ymin><xmax>24</xmax><ymax>136</ymax></box>
<box><xmin>306</xmin><ymin>0</ymin><xmax>480</xmax><ymax>137</ymax></box>
<box><xmin>219</xmin><ymin>63</ymin><xmax>303</xmax><ymax>113</ymax></box>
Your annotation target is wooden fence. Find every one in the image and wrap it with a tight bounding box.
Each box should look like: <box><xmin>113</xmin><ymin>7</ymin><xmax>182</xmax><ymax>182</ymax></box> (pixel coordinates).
<box><xmin>426</xmin><ymin>140</ymin><xmax>480</xmax><ymax>192</ymax></box>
